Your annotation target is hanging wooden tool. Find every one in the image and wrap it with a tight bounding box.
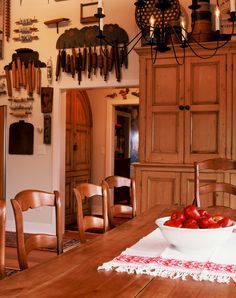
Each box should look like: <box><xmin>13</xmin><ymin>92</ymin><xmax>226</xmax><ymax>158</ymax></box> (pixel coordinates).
<box><xmin>60</xmin><ymin>49</ymin><xmax>66</xmax><ymax>72</ymax></box>
<box><xmin>87</xmin><ymin>47</ymin><xmax>92</xmax><ymax>79</ymax></box>
<box><xmin>27</xmin><ymin>60</ymin><xmax>32</xmax><ymax>95</ymax></box>
<box><xmin>36</xmin><ymin>67</ymin><xmax>41</xmax><ymax>94</ymax></box>
<box><xmin>12</xmin><ymin>61</ymin><xmax>16</xmax><ymax>88</ymax></box>
<box><xmin>22</xmin><ymin>62</ymin><xmax>26</xmax><ymax>88</ymax></box>
<box><xmin>5</xmin><ymin>0</ymin><xmax>11</xmax><ymax>41</ymax></box>
<box><xmin>77</xmin><ymin>48</ymin><xmax>82</xmax><ymax>85</ymax></box>
<box><xmin>103</xmin><ymin>45</ymin><xmax>109</xmax><ymax>81</ymax></box>
<box><xmin>5</xmin><ymin>66</ymin><xmax>12</xmax><ymax>97</ymax></box>
<box><xmin>55</xmin><ymin>50</ymin><xmax>61</xmax><ymax>81</ymax></box>
<box><xmin>98</xmin><ymin>46</ymin><xmax>104</xmax><ymax>77</ymax></box>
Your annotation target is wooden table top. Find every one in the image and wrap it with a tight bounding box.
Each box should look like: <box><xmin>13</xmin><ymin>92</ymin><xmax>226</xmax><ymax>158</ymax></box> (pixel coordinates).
<box><xmin>0</xmin><ymin>205</ymin><xmax>236</xmax><ymax>298</ymax></box>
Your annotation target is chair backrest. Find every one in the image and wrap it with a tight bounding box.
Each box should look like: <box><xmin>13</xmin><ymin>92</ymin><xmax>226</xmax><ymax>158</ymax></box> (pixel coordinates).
<box><xmin>73</xmin><ymin>182</ymin><xmax>109</xmax><ymax>243</ymax></box>
<box><xmin>11</xmin><ymin>189</ymin><xmax>63</xmax><ymax>270</ymax></box>
<box><xmin>0</xmin><ymin>199</ymin><xmax>5</xmax><ymax>279</ymax></box>
<box><xmin>104</xmin><ymin>175</ymin><xmax>136</xmax><ymax>225</ymax></box>
<box><xmin>194</xmin><ymin>158</ymin><xmax>236</xmax><ymax>207</ymax></box>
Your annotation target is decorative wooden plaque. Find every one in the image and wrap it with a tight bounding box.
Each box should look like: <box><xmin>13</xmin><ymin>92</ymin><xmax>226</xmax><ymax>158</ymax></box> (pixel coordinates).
<box><xmin>41</xmin><ymin>87</ymin><xmax>53</xmax><ymax>113</ymax></box>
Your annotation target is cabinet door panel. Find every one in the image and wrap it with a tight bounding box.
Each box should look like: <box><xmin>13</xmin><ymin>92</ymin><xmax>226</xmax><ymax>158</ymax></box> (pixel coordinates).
<box><xmin>185</xmin><ymin>55</ymin><xmax>226</xmax><ymax>163</ymax></box>
<box><xmin>189</xmin><ymin>62</ymin><xmax>218</xmax><ymax>104</ymax></box>
<box><xmin>153</xmin><ymin>65</ymin><xmax>180</xmax><ymax>105</ymax></box>
<box><xmin>140</xmin><ymin>171</ymin><xmax>180</xmax><ymax>213</ymax></box>
<box><xmin>191</xmin><ymin>111</ymin><xmax>218</xmax><ymax>153</ymax></box>
<box><xmin>146</xmin><ymin>59</ymin><xmax>184</xmax><ymax>163</ymax></box>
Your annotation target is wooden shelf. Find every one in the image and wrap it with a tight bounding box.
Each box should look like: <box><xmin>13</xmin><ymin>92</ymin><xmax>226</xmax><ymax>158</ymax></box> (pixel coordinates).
<box><xmin>44</xmin><ymin>18</ymin><xmax>69</xmax><ymax>33</ymax></box>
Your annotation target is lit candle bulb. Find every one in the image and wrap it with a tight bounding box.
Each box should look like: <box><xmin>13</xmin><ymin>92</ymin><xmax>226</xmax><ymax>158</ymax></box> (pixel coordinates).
<box><xmin>98</xmin><ymin>0</ymin><xmax>103</xmax><ymax>8</ymax></box>
<box><xmin>149</xmin><ymin>15</ymin><xmax>155</xmax><ymax>38</ymax></box>
<box><xmin>100</xmin><ymin>9</ymin><xmax>104</xmax><ymax>31</ymax></box>
<box><xmin>181</xmin><ymin>17</ymin><xmax>186</xmax><ymax>41</ymax></box>
<box><xmin>215</xmin><ymin>6</ymin><xmax>220</xmax><ymax>31</ymax></box>
<box><xmin>230</xmin><ymin>0</ymin><xmax>236</xmax><ymax>12</ymax></box>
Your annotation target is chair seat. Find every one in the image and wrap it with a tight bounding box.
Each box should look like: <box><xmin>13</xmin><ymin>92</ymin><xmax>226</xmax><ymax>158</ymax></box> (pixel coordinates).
<box><xmin>112</xmin><ymin>205</ymin><xmax>133</xmax><ymax>218</ymax></box>
<box><xmin>84</xmin><ymin>216</ymin><xmax>104</xmax><ymax>231</ymax></box>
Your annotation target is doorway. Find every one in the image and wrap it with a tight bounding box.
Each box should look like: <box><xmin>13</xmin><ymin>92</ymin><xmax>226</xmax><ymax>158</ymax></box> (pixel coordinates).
<box><xmin>105</xmin><ymin>94</ymin><xmax>139</xmax><ymax>180</ymax></box>
<box><xmin>114</xmin><ymin>105</ymin><xmax>139</xmax><ymax>204</ymax></box>
<box><xmin>63</xmin><ymin>88</ymin><xmax>139</xmax><ymax>229</ymax></box>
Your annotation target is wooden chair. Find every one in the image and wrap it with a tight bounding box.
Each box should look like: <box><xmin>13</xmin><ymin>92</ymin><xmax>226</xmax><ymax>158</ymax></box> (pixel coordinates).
<box><xmin>73</xmin><ymin>182</ymin><xmax>109</xmax><ymax>243</ymax></box>
<box><xmin>104</xmin><ymin>175</ymin><xmax>136</xmax><ymax>227</ymax></box>
<box><xmin>194</xmin><ymin>158</ymin><xmax>236</xmax><ymax>207</ymax></box>
<box><xmin>0</xmin><ymin>199</ymin><xmax>5</xmax><ymax>279</ymax></box>
<box><xmin>11</xmin><ymin>189</ymin><xmax>63</xmax><ymax>270</ymax></box>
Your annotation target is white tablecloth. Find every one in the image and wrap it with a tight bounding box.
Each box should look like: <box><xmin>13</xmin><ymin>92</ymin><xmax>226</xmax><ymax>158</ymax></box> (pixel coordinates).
<box><xmin>98</xmin><ymin>228</ymin><xmax>236</xmax><ymax>283</ymax></box>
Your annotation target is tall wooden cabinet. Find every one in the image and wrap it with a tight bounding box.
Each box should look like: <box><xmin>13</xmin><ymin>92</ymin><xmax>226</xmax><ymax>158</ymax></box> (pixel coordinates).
<box><xmin>134</xmin><ymin>42</ymin><xmax>236</xmax><ymax>214</ymax></box>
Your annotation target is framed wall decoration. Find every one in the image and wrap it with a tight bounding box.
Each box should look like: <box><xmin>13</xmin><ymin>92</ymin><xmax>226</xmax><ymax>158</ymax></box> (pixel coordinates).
<box><xmin>80</xmin><ymin>2</ymin><xmax>98</xmax><ymax>24</ymax></box>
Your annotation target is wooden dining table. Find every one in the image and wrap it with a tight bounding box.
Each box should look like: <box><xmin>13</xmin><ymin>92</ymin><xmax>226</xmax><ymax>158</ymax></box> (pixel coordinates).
<box><xmin>0</xmin><ymin>204</ymin><xmax>236</xmax><ymax>298</ymax></box>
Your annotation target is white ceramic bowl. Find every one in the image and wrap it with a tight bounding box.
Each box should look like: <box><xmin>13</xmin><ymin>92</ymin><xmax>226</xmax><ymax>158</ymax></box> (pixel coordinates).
<box><xmin>155</xmin><ymin>216</ymin><xmax>236</xmax><ymax>253</ymax></box>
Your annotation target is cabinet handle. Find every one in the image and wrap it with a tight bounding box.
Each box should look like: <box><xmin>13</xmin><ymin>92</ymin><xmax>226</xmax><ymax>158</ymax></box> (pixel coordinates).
<box><xmin>185</xmin><ymin>105</ymin><xmax>190</xmax><ymax>110</ymax></box>
<box><xmin>179</xmin><ymin>105</ymin><xmax>185</xmax><ymax>110</ymax></box>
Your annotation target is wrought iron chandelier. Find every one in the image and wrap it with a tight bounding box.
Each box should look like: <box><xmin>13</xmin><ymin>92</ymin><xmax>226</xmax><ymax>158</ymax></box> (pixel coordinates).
<box><xmin>95</xmin><ymin>0</ymin><xmax>236</xmax><ymax>64</ymax></box>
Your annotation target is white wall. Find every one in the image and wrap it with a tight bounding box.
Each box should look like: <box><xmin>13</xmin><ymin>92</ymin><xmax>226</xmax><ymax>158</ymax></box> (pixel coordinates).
<box><xmin>1</xmin><ymin>0</ymin><xmax>140</xmax><ymax>232</ymax></box>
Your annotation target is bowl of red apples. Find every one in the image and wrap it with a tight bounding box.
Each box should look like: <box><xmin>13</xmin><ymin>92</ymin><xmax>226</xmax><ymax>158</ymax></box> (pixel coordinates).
<box><xmin>155</xmin><ymin>205</ymin><xmax>236</xmax><ymax>253</ymax></box>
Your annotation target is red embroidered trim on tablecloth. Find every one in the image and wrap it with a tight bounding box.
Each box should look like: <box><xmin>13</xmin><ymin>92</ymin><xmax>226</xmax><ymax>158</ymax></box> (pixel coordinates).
<box><xmin>114</xmin><ymin>255</ymin><xmax>236</xmax><ymax>274</ymax></box>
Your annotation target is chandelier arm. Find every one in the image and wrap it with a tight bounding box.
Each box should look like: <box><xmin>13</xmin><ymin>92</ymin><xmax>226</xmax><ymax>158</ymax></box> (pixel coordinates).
<box><xmin>99</xmin><ymin>28</ymin><xmax>145</xmax><ymax>49</ymax></box>
<box><xmin>187</xmin><ymin>42</ymin><xmax>218</xmax><ymax>59</ymax></box>
<box><xmin>170</xmin><ymin>34</ymin><xmax>185</xmax><ymax>66</ymax></box>
<box><xmin>188</xmin><ymin>35</ymin><xmax>230</xmax><ymax>51</ymax></box>
<box><xmin>170</xmin><ymin>25</ymin><xmax>182</xmax><ymax>45</ymax></box>
<box><xmin>127</xmin><ymin>34</ymin><xmax>144</xmax><ymax>55</ymax></box>
<box><xmin>150</xmin><ymin>44</ymin><xmax>158</xmax><ymax>64</ymax></box>
<box><xmin>187</xmin><ymin>21</ymin><xmax>235</xmax><ymax>52</ymax></box>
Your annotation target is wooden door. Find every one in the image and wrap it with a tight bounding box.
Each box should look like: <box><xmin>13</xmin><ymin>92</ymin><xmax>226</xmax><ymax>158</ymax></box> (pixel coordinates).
<box><xmin>65</xmin><ymin>90</ymin><xmax>92</xmax><ymax>226</ymax></box>
<box><xmin>0</xmin><ymin>106</ymin><xmax>6</xmax><ymax>199</ymax></box>
<box><xmin>145</xmin><ymin>57</ymin><xmax>184</xmax><ymax>163</ymax></box>
<box><xmin>184</xmin><ymin>54</ymin><xmax>227</xmax><ymax>163</ymax></box>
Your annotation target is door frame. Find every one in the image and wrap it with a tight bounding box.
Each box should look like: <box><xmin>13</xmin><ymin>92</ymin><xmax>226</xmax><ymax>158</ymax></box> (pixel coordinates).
<box><xmin>0</xmin><ymin>105</ymin><xmax>6</xmax><ymax>199</ymax></box>
<box><xmin>105</xmin><ymin>97</ymin><xmax>139</xmax><ymax>177</ymax></box>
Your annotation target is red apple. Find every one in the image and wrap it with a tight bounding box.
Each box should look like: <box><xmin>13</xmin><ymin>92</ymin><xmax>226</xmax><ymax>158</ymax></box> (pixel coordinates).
<box><xmin>218</xmin><ymin>217</ymin><xmax>233</xmax><ymax>227</ymax></box>
<box><xmin>170</xmin><ymin>211</ymin><xmax>185</xmax><ymax>223</ymax></box>
<box><xmin>164</xmin><ymin>220</ymin><xmax>183</xmax><ymax>228</ymax></box>
<box><xmin>198</xmin><ymin>217</ymin><xmax>214</xmax><ymax>229</ymax></box>
<box><xmin>182</xmin><ymin>219</ymin><xmax>199</xmax><ymax>229</ymax></box>
<box><xmin>208</xmin><ymin>222</ymin><xmax>221</xmax><ymax>229</ymax></box>
<box><xmin>198</xmin><ymin>209</ymin><xmax>210</xmax><ymax>218</ymax></box>
<box><xmin>212</xmin><ymin>214</ymin><xmax>224</xmax><ymax>223</ymax></box>
<box><xmin>184</xmin><ymin>205</ymin><xmax>201</xmax><ymax>220</ymax></box>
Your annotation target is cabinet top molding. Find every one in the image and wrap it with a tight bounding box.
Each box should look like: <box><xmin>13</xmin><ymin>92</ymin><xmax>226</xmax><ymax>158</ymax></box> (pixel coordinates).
<box><xmin>135</xmin><ymin>40</ymin><xmax>236</xmax><ymax>57</ymax></box>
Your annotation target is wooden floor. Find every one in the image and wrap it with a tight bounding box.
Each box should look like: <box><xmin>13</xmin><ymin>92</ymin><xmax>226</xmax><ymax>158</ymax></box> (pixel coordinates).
<box><xmin>5</xmin><ymin>230</ymin><xmax>81</xmax><ymax>270</ymax></box>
